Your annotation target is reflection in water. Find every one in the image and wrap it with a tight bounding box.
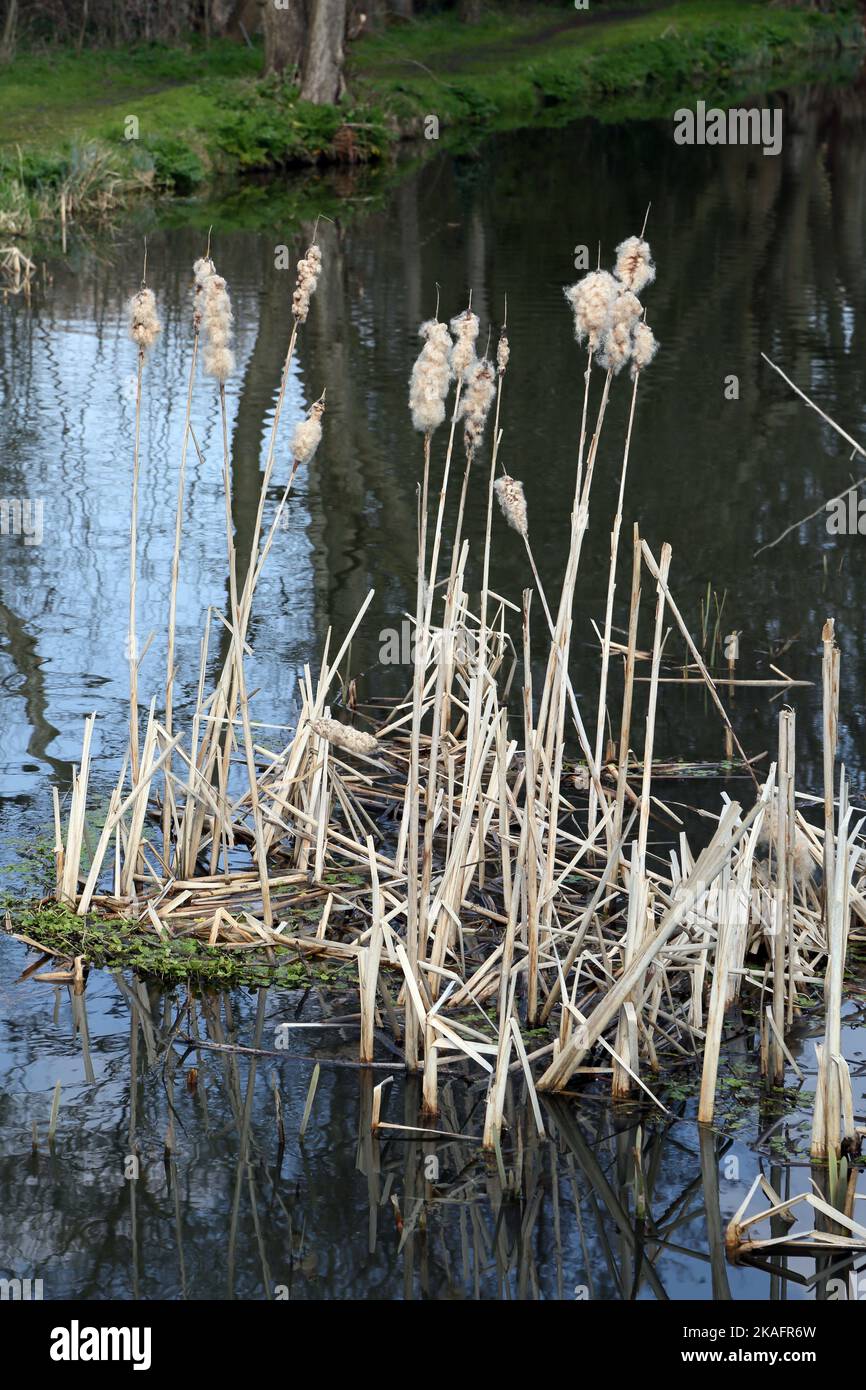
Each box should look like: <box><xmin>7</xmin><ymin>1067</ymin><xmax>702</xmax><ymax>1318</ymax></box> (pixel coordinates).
<box><xmin>0</xmin><ymin>946</ymin><xmax>755</xmax><ymax>1300</ymax></box>
<box><xmin>3</xmin><ymin>936</ymin><xmax>866</xmax><ymax>1301</ymax></box>
<box><xmin>3</xmin><ymin>75</ymin><xmax>866</xmax><ymax>1299</ymax></box>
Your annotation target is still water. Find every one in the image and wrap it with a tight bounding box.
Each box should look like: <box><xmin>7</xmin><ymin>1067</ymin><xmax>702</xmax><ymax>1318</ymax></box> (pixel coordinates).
<box><xmin>2</xmin><ymin>75</ymin><xmax>866</xmax><ymax>1299</ymax></box>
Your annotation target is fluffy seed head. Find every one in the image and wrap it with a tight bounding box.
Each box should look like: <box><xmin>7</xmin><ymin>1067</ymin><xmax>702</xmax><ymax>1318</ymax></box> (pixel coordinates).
<box><xmin>630</xmin><ymin>321</ymin><xmax>658</xmax><ymax>379</ymax></box>
<box><xmin>599</xmin><ymin>290</ymin><xmax>643</xmax><ymax>375</ymax></box>
<box><xmin>564</xmin><ymin>270</ymin><xmax>618</xmax><ymax>351</ymax></box>
<box><xmin>310</xmin><ymin>717</ymin><xmax>379</xmax><ymax>756</ymax></box>
<box><xmin>459</xmin><ymin>356</ymin><xmax>497</xmax><ymax>453</ymax></box>
<box><xmin>496</xmin><ymin>332</ymin><xmax>510</xmax><ymax>375</ymax></box>
<box><xmin>193</xmin><ymin>256</ymin><xmax>215</xmax><ymax>329</ymax></box>
<box><xmin>494</xmin><ymin>474</ymin><xmax>528</xmax><ymax>539</ymax></box>
<box><xmin>201</xmin><ymin>271</ymin><xmax>235</xmax><ymax>383</ymax></box>
<box><xmin>128</xmin><ymin>287</ymin><xmax>161</xmax><ymax>354</ymax></box>
<box><xmin>614</xmin><ymin>236</ymin><xmax>656</xmax><ymax>296</ymax></box>
<box><xmin>292</xmin><ymin>400</ymin><xmax>325</xmax><ymax>465</ymax></box>
<box><xmin>409</xmin><ymin>318</ymin><xmax>453</xmax><ymax>434</ymax></box>
<box><xmin>449</xmin><ymin>309</ymin><xmax>480</xmax><ymax>378</ymax></box>
<box><xmin>293</xmin><ymin>243</ymin><xmax>322</xmax><ymax>324</ymax></box>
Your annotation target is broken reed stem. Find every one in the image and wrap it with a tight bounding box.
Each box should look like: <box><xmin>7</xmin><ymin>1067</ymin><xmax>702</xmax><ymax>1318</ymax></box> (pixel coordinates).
<box><xmin>163</xmin><ymin>328</ymin><xmax>200</xmax><ymax>862</ymax></box>
<box><xmin>128</xmin><ymin>346</ymin><xmax>144</xmax><ymax>786</ymax></box>
<box><xmin>813</xmin><ymin>794</ymin><xmax>860</xmax><ymax>1158</ymax></box>
<box><xmin>590</xmin><ymin>365</ymin><xmax>641</xmax><ymax>847</ymax></box>
<box><xmin>822</xmin><ymin>618</ymin><xmax>839</xmax><ymax>927</ymax></box>
<box><xmin>769</xmin><ymin>707</ymin><xmax>792</xmax><ymax>1084</ymax></box>
<box><xmin>613</xmin><ymin>525</ymin><xmax>642</xmax><ymax>862</ymax></box>
<box><xmin>636</xmin><ymin>542</ymin><xmax>671</xmax><ymax>877</ymax></box>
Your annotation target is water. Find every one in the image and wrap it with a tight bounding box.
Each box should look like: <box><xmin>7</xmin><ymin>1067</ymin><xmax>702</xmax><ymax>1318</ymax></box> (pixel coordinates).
<box><xmin>3</xmin><ymin>76</ymin><xmax>866</xmax><ymax>1300</ymax></box>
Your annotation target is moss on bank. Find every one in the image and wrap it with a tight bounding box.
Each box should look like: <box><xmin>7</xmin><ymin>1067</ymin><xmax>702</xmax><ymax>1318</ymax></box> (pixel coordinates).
<box><xmin>9</xmin><ymin>901</ymin><xmax>349</xmax><ymax>990</ymax></box>
<box><xmin>0</xmin><ymin>3</ymin><xmax>863</xmax><ymax>250</ymax></box>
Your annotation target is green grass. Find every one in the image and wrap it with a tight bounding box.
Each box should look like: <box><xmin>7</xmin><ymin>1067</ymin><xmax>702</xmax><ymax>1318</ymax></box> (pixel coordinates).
<box><xmin>0</xmin><ymin>38</ymin><xmax>260</xmax><ymax>147</ymax></box>
<box><xmin>352</xmin><ymin>0</ymin><xmax>864</xmax><ymax>131</ymax></box>
<box><xmin>0</xmin><ymin>3</ymin><xmax>862</xmax><ymax>245</ymax></box>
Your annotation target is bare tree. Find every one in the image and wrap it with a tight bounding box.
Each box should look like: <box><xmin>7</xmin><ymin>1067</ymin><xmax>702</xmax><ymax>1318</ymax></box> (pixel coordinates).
<box><xmin>262</xmin><ymin>0</ymin><xmax>308</xmax><ymax>75</ymax></box>
<box><xmin>300</xmin><ymin>0</ymin><xmax>346</xmax><ymax>104</ymax></box>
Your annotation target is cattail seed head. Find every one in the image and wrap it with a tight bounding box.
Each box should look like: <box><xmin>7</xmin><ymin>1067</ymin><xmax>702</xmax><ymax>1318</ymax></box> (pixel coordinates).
<box><xmin>459</xmin><ymin>357</ymin><xmax>496</xmax><ymax>453</ymax></box>
<box><xmin>564</xmin><ymin>270</ymin><xmax>618</xmax><ymax>351</ymax></box>
<box><xmin>449</xmin><ymin>309</ymin><xmax>480</xmax><ymax>378</ymax></box>
<box><xmin>128</xmin><ymin>287</ymin><xmax>161</xmax><ymax>354</ymax></box>
<box><xmin>614</xmin><ymin>236</ymin><xmax>656</xmax><ymax>296</ymax></box>
<box><xmin>193</xmin><ymin>254</ymin><xmax>215</xmax><ymax>332</ymax></box>
<box><xmin>292</xmin><ymin>399</ymin><xmax>325</xmax><ymax>465</ymax></box>
<box><xmin>310</xmin><ymin>717</ymin><xmax>379</xmax><ymax>755</ymax></box>
<box><xmin>193</xmin><ymin>255</ymin><xmax>215</xmax><ymax>330</ymax></box>
<box><xmin>198</xmin><ymin>267</ymin><xmax>236</xmax><ymax>383</ymax></box>
<box><xmin>496</xmin><ymin>332</ymin><xmax>510</xmax><ymax>375</ymax></box>
<box><xmin>599</xmin><ymin>290</ymin><xmax>643</xmax><ymax>375</ymax></box>
<box><xmin>293</xmin><ymin>243</ymin><xmax>322</xmax><ymax>324</ymax></box>
<box><xmin>630</xmin><ymin>321</ymin><xmax>659</xmax><ymax>379</ymax></box>
<box><xmin>494</xmin><ymin>474</ymin><xmax>528</xmax><ymax>539</ymax></box>
<box><xmin>409</xmin><ymin>318</ymin><xmax>453</xmax><ymax>434</ymax></box>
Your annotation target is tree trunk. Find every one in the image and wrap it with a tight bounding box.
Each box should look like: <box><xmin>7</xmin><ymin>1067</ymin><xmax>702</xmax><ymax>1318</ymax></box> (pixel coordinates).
<box><xmin>0</xmin><ymin>0</ymin><xmax>18</xmax><ymax>64</ymax></box>
<box><xmin>300</xmin><ymin>0</ymin><xmax>346</xmax><ymax>104</ymax></box>
<box><xmin>262</xmin><ymin>0</ymin><xmax>309</xmax><ymax>77</ymax></box>
<box><xmin>458</xmin><ymin>0</ymin><xmax>482</xmax><ymax>20</ymax></box>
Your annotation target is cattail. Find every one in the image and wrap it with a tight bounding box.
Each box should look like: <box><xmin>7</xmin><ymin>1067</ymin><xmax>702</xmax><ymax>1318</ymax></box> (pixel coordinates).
<box><xmin>459</xmin><ymin>357</ymin><xmax>496</xmax><ymax>452</ymax></box>
<box><xmin>599</xmin><ymin>290</ymin><xmax>643</xmax><ymax>374</ymax></box>
<box><xmin>292</xmin><ymin>399</ymin><xmax>325</xmax><ymax>465</ymax></box>
<box><xmin>614</xmin><ymin>236</ymin><xmax>656</xmax><ymax>296</ymax></box>
<box><xmin>293</xmin><ymin>243</ymin><xmax>322</xmax><ymax>324</ymax></box>
<box><xmin>201</xmin><ymin>271</ymin><xmax>235</xmax><ymax>383</ymax></box>
<box><xmin>310</xmin><ymin>717</ymin><xmax>379</xmax><ymax>755</ymax></box>
<box><xmin>193</xmin><ymin>255</ymin><xmax>215</xmax><ymax>330</ymax></box>
<box><xmin>494</xmin><ymin>474</ymin><xmax>528</xmax><ymax>539</ymax></box>
<box><xmin>630</xmin><ymin>320</ymin><xmax>659</xmax><ymax>379</ymax></box>
<box><xmin>409</xmin><ymin>318</ymin><xmax>453</xmax><ymax>434</ymax></box>
<box><xmin>449</xmin><ymin>309</ymin><xmax>480</xmax><ymax>378</ymax></box>
<box><xmin>128</xmin><ymin>287</ymin><xmax>161</xmax><ymax>354</ymax></box>
<box><xmin>564</xmin><ymin>270</ymin><xmax>617</xmax><ymax>351</ymax></box>
<box><xmin>496</xmin><ymin>332</ymin><xmax>510</xmax><ymax>375</ymax></box>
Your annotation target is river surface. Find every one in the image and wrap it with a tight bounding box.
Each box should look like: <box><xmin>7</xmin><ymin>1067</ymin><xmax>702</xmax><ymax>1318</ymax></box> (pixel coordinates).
<box><xmin>2</xmin><ymin>74</ymin><xmax>866</xmax><ymax>1300</ymax></box>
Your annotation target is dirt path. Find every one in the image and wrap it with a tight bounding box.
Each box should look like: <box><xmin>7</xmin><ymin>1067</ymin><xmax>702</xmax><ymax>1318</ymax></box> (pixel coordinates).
<box><xmin>356</xmin><ymin>4</ymin><xmax>663</xmax><ymax>78</ymax></box>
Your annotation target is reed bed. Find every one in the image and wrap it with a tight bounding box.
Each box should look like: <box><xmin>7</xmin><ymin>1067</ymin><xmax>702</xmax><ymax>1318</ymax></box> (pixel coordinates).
<box><xmin>31</xmin><ymin>228</ymin><xmax>866</xmax><ymax>1173</ymax></box>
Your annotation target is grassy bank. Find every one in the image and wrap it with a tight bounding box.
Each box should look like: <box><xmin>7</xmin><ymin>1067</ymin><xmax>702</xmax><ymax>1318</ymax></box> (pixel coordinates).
<box><xmin>1</xmin><ymin>2</ymin><xmax>863</xmax><ymax>253</ymax></box>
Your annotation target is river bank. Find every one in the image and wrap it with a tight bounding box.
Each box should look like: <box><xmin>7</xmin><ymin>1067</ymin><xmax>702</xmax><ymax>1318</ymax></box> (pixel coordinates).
<box><xmin>1</xmin><ymin>1</ymin><xmax>864</xmax><ymax>265</ymax></box>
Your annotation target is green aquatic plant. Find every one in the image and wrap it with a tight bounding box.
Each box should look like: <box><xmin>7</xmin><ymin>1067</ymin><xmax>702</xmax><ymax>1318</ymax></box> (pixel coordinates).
<box><xmin>9</xmin><ymin>902</ymin><xmax>318</xmax><ymax>990</ymax></box>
